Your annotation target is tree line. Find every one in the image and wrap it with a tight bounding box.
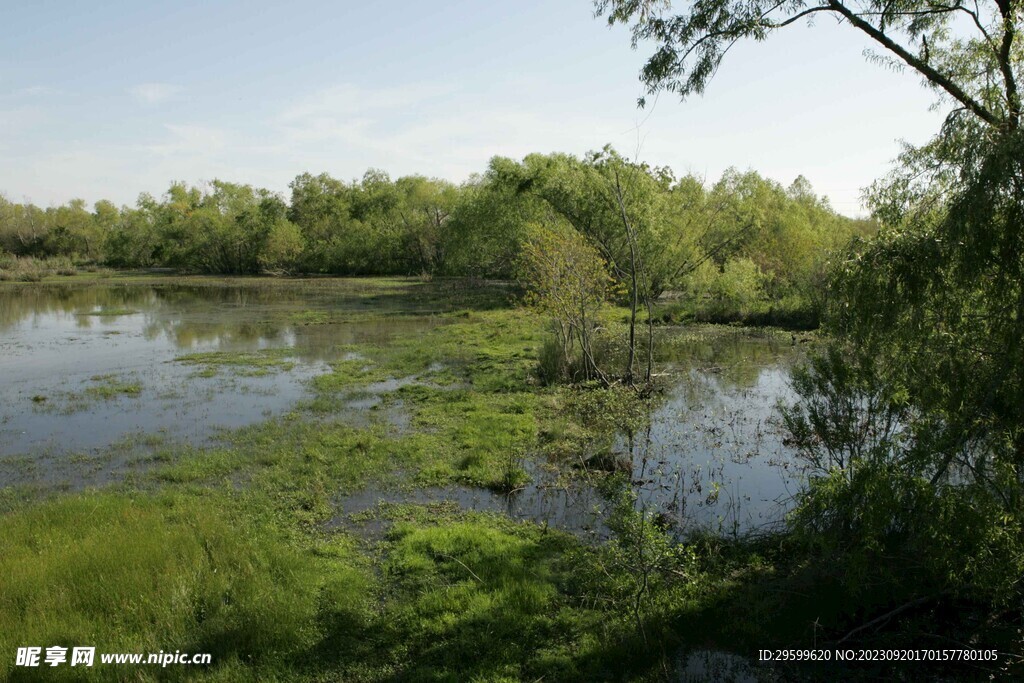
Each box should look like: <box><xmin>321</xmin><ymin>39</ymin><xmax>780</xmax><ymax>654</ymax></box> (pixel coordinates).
<box><xmin>0</xmin><ymin>153</ymin><xmax>873</xmax><ymax>318</ymax></box>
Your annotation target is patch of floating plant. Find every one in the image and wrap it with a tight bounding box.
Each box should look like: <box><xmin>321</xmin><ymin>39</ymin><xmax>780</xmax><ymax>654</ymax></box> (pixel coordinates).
<box><xmin>174</xmin><ymin>348</ymin><xmax>297</xmax><ymax>377</ymax></box>
<box><xmin>0</xmin><ymin>440</ymin><xmax>161</xmax><ymax>491</ymax></box>
<box><xmin>84</xmin><ymin>374</ymin><xmax>143</xmax><ymax>399</ymax></box>
<box><xmin>75</xmin><ymin>307</ymin><xmax>139</xmax><ymax>317</ymax></box>
<box><xmin>30</xmin><ymin>374</ymin><xmax>145</xmax><ymax>415</ymax></box>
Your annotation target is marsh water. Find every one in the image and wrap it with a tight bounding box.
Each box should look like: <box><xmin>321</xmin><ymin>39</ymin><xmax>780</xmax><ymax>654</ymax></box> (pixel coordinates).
<box><xmin>0</xmin><ymin>280</ymin><xmax>805</xmax><ymax>535</ymax></box>
<box><xmin>0</xmin><ymin>281</ymin><xmax>443</xmax><ymax>484</ymax></box>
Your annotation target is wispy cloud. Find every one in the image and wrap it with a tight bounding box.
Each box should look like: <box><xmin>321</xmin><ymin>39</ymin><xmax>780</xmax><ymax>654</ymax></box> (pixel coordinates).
<box><xmin>145</xmin><ymin>124</ymin><xmax>228</xmax><ymax>156</ymax></box>
<box><xmin>278</xmin><ymin>82</ymin><xmax>455</xmax><ymax>124</ymax></box>
<box><xmin>12</xmin><ymin>85</ymin><xmax>60</xmax><ymax>98</ymax></box>
<box><xmin>129</xmin><ymin>82</ymin><xmax>182</xmax><ymax>105</ymax></box>
<box><xmin>270</xmin><ymin>81</ymin><xmax>628</xmax><ymax>180</ymax></box>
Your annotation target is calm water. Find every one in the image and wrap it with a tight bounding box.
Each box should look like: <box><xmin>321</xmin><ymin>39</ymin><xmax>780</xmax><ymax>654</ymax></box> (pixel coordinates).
<box><xmin>0</xmin><ymin>281</ymin><xmax>445</xmax><ymax>485</ymax></box>
<box><xmin>1</xmin><ymin>281</ymin><xmax>805</xmax><ymax>534</ymax></box>
<box><xmin>335</xmin><ymin>326</ymin><xmax>807</xmax><ymax>537</ymax></box>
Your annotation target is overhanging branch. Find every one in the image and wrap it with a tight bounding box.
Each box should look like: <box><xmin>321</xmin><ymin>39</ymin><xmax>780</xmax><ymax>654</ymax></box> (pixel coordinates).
<box><xmin>826</xmin><ymin>0</ymin><xmax>1004</xmax><ymax>127</ymax></box>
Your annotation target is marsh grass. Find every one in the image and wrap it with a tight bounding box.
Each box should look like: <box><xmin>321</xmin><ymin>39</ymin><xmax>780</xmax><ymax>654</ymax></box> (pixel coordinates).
<box><xmin>85</xmin><ymin>374</ymin><xmax>143</xmax><ymax>399</ymax></box>
<box><xmin>0</xmin><ymin>495</ymin><xmax>690</xmax><ymax>681</ymax></box>
<box><xmin>30</xmin><ymin>375</ymin><xmax>146</xmax><ymax>415</ymax></box>
<box><xmin>175</xmin><ymin>349</ymin><xmax>297</xmax><ymax>377</ymax></box>
<box><xmin>0</xmin><ymin>491</ymin><xmax>372</xmax><ymax>682</ymax></box>
<box><xmin>653</xmin><ymin>295</ymin><xmax>821</xmax><ymax>330</ymax></box>
<box><xmin>0</xmin><ymin>255</ymin><xmax>84</xmax><ymax>282</ymax></box>
<box><xmin>76</xmin><ymin>308</ymin><xmax>138</xmax><ymax>317</ymax></box>
<box><xmin>310</xmin><ymin>359</ymin><xmax>393</xmax><ymax>392</ymax></box>
<box><xmin>303</xmin><ymin>505</ymin><xmax>680</xmax><ymax>682</ymax></box>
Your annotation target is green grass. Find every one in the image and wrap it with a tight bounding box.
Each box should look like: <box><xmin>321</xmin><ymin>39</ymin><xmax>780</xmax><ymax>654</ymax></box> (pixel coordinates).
<box><xmin>175</xmin><ymin>349</ymin><xmax>297</xmax><ymax>377</ymax></box>
<box><xmin>85</xmin><ymin>374</ymin><xmax>143</xmax><ymax>399</ymax></box>
<box><xmin>405</xmin><ymin>386</ymin><xmax>537</xmax><ymax>490</ymax></box>
<box><xmin>0</xmin><ymin>492</ymin><xmax>680</xmax><ymax>682</ymax></box>
<box><xmin>309</xmin><ymin>358</ymin><xmax>394</xmax><ymax>392</ymax></box>
<box><xmin>0</xmin><ymin>491</ymin><xmax>371</xmax><ymax>682</ymax></box>
<box><xmin>372</xmin><ymin>515</ymin><xmax>621</xmax><ymax>681</ymax></box>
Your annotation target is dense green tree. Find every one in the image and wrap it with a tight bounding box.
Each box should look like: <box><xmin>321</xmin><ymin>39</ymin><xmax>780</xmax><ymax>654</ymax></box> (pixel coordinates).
<box><xmin>486</xmin><ymin>149</ymin><xmax>687</xmax><ymax>299</ymax></box>
<box><xmin>141</xmin><ymin>181</ymin><xmax>302</xmax><ymax>274</ymax></box>
<box><xmin>287</xmin><ymin>171</ymin><xmax>458</xmax><ymax>275</ymax></box>
<box><xmin>443</xmin><ymin>161</ymin><xmax>548</xmax><ymax>279</ymax></box>
<box><xmin>0</xmin><ymin>197</ymin><xmax>50</xmax><ymax>256</ymax></box>
<box><xmin>288</xmin><ymin>172</ymin><xmax>354</xmax><ymax>272</ymax></box>
<box><xmin>488</xmin><ymin>149</ymin><xmax>684</xmax><ymax>383</ymax></box>
<box><xmin>693</xmin><ymin>169</ymin><xmax>871</xmax><ymax>305</ymax></box>
<box><xmin>104</xmin><ymin>201</ymin><xmax>159</xmax><ymax>268</ymax></box>
<box><xmin>393</xmin><ymin>175</ymin><xmax>459</xmax><ymax>274</ymax></box>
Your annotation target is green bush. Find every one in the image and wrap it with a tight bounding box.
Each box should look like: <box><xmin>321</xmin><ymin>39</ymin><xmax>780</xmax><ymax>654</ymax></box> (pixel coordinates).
<box><xmin>783</xmin><ymin>344</ymin><xmax>1024</xmax><ymax>611</ymax></box>
<box><xmin>536</xmin><ymin>333</ymin><xmax>568</xmax><ymax>385</ymax></box>
<box><xmin>705</xmin><ymin>258</ymin><xmax>765</xmax><ymax>317</ymax></box>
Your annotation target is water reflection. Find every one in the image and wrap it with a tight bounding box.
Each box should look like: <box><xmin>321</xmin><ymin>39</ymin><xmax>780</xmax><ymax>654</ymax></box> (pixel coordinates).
<box><xmin>336</xmin><ymin>330</ymin><xmax>805</xmax><ymax>538</ymax></box>
<box><xmin>0</xmin><ymin>282</ymin><xmax>444</xmax><ymax>462</ymax></box>
<box><xmin>580</xmin><ymin>330</ymin><xmax>806</xmax><ymax>535</ymax></box>
<box><xmin>628</xmin><ymin>361</ymin><xmax>802</xmax><ymax>535</ymax></box>
<box><xmin>0</xmin><ymin>280</ymin><xmax>477</xmax><ymax>351</ymax></box>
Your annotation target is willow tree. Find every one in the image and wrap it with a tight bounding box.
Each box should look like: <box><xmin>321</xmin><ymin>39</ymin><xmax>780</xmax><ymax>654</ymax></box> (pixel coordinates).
<box><xmin>596</xmin><ymin>0</ymin><xmax>1021</xmax><ymax>129</ymax></box>
<box><xmin>599</xmin><ymin>0</ymin><xmax>1024</xmax><ymax>610</ymax></box>
<box><xmin>597</xmin><ymin>0</ymin><xmax>1024</xmax><ymax>477</ymax></box>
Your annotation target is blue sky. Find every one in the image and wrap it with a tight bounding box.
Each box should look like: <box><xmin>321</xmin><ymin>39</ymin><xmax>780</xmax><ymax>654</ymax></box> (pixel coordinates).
<box><xmin>1</xmin><ymin>0</ymin><xmax>945</xmax><ymax>215</ymax></box>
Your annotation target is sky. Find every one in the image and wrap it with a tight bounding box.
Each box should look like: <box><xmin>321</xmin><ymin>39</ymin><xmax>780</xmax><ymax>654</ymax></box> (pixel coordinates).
<box><xmin>1</xmin><ymin>1</ymin><xmax>948</xmax><ymax>216</ymax></box>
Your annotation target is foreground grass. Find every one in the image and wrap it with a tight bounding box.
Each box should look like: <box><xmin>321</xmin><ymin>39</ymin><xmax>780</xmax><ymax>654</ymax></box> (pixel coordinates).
<box><xmin>0</xmin><ymin>491</ymin><xmax>370</xmax><ymax>682</ymax></box>
<box><xmin>0</xmin><ymin>490</ymin><xmax>680</xmax><ymax>681</ymax></box>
